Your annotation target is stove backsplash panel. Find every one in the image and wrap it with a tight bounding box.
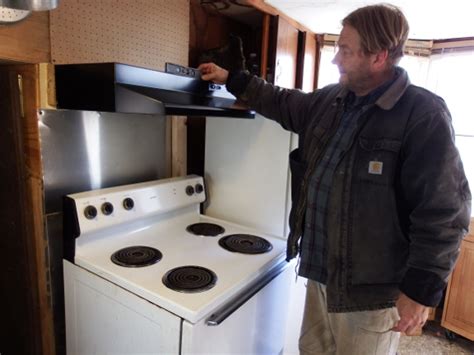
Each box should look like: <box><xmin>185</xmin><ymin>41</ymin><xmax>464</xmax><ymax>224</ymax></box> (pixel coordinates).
<box><xmin>39</xmin><ymin>109</ymin><xmax>168</xmax><ymax>214</ymax></box>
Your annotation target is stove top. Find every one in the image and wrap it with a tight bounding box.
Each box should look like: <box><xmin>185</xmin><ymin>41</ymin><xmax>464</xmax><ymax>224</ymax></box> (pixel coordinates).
<box><xmin>64</xmin><ymin>176</ymin><xmax>287</xmax><ymax>323</ymax></box>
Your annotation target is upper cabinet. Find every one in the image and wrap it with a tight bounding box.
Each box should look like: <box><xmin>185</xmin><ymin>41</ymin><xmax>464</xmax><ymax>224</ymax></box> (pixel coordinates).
<box><xmin>189</xmin><ymin>1</ymin><xmax>317</xmax><ymax>92</ymax></box>
<box><xmin>296</xmin><ymin>32</ymin><xmax>318</xmax><ymax>92</ymax></box>
<box><xmin>189</xmin><ymin>0</ymin><xmax>264</xmax><ymax>75</ymax></box>
<box><xmin>270</xmin><ymin>16</ymin><xmax>299</xmax><ymax>89</ymax></box>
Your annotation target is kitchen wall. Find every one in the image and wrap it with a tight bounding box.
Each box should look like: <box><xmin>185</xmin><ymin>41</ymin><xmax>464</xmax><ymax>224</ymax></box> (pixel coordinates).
<box><xmin>49</xmin><ymin>0</ymin><xmax>189</xmax><ymax>70</ymax></box>
<box><xmin>205</xmin><ymin>114</ymin><xmax>292</xmax><ymax>237</ymax></box>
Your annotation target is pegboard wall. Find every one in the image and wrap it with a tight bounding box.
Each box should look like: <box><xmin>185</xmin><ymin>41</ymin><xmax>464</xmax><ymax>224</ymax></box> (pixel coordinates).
<box><xmin>50</xmin><ymin>0</ymin><xmax>189</xmax><ymax>70</ymax></box>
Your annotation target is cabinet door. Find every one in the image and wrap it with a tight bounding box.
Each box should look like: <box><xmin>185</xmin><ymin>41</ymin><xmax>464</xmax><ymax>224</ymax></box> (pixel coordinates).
<box><xmin>442</xmin><ymin>229</ymin><xmax>474</xmax><ymax>340</ymax></box>
<box><xmin>273</xmin><ymin>16</ymin><xmax>299</xmax><ymax>89</ymax></box>
<box><xmin>295</xmin><ymin>32</ymin><xmax>317</xmax><ymax>92</ymax></box>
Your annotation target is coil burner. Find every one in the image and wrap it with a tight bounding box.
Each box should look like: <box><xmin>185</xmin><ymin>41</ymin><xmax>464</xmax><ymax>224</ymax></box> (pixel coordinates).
<box><xmin>186</xmin><ymin>222</ymin><xmax>225</xmax><ymax>237</ymax></box>
<box><xmin>219</xmin><ymin>234</ymin><xmax>273</xmax><ymax>254</ymax></box>
<box><xmin>111</xmin><ymin>246</ymin><xmax>162</xmax><ymax>267</ymax></box>
<box><xmin>162</xmin><ymin>266</ymin><xmax>217</xmax><ymax>293</ymax></box>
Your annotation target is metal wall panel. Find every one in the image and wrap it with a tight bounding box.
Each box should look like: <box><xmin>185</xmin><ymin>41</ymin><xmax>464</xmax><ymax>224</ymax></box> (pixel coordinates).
<box><xmin>39</xmin><ymin>109</ymin><xmax>168</xmax><ymax>213</ymax></box>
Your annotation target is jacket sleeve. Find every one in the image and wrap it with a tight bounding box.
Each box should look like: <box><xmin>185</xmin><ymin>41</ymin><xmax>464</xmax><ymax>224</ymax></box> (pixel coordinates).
<box><xmin>226</xmin><ymin>70</ymin><xmax>315</xmax><ymax>134</ymax></box>
<box><xmin>398</xmin><ymin>100</ymin><xmax>471</xmax><ymax>306</ymax></box>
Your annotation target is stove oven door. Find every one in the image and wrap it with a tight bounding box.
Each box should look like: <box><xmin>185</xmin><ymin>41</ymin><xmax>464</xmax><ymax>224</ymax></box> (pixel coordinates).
<box><xmin>63</xmin><ymin>261</ymin><xmax>182</xmax><ymax>354</ymax></box>
<box><xmin>181</xmin><ymin>261</ymin><xmax>292</xmax><ymax>354</ymax></box>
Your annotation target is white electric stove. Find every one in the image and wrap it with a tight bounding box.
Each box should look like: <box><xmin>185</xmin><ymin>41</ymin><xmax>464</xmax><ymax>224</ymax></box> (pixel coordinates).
<box><xmin>63</xmin><ymin>175</ymin><xmax>292</xmax><ymax>354</ymax></box>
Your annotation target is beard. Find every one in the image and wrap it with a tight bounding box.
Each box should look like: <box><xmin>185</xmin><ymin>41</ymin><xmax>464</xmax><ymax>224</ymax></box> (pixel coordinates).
<box><xmin>338</xmin><ymin>68</ymin><xmax>374</xmax><ymax>96</ymax></box>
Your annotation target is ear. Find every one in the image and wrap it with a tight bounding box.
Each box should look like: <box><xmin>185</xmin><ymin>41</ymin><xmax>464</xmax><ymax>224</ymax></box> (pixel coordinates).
<box><xmin>372</xmin><ymin>49</ymin><xmax>390</xmax><ymax>70</ymax></box>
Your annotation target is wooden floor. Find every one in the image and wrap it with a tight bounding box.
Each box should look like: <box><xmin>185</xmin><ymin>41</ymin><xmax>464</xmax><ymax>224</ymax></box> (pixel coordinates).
<box><xmin>399</xmin><ymin>321</ymin><xmax>474</xmax><ymax>354</ymax></box>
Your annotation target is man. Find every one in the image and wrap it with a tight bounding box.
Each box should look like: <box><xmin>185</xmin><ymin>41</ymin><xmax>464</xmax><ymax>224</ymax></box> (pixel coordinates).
<box><xmin>199</xmin><ymin>3</ymin><xmax>471</xmax><ymax>354</ymax></box>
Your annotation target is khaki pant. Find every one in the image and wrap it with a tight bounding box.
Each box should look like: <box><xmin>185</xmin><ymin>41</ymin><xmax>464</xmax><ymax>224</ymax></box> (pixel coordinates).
<box><xmin>299</xmin><ymin>280</ymin><xmax>400</xmax><ymax>355</ymax></box>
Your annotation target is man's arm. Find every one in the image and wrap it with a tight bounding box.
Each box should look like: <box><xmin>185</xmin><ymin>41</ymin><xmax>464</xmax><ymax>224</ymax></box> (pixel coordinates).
<box><xmin>394</xmin><ymin>104</ymin><xmax>471</xmax><ymax>333</ymax></box>
<box><xmin>199</xmin><ymin>62</ymin><xmax>229</xmax><ymax>84</ymax></box>
<box><xmin>199</xmin><ymin>62</ymin><xmax>317</xmax><ymax>134</ymax></box>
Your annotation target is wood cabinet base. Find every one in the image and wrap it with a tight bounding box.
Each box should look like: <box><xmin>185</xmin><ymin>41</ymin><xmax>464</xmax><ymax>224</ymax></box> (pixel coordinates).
<box><xmin>441</xmin><ymin>220</ymin><xmax>474</xmax><ymax>341</ymax></box>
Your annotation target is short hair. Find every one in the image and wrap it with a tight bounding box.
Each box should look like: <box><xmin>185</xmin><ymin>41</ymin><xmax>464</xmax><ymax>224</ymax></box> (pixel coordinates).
<box><xmin>342</xmin><ymin>3</ymin><xmax>409</xmax><ymax>64</ymax></box>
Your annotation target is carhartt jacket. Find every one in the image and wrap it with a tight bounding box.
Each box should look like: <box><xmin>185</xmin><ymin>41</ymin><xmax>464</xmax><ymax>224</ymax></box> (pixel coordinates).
<box><xmin>226</xmin><ymin>68</ymin><xmax>471</xmax><ymax>311</ymax></box>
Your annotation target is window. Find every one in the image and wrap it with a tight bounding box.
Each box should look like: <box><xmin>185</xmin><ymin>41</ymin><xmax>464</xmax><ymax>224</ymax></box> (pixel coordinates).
<box><xmin>318</xmin><ymin>45</ymin><xmax>474</xmax><ymax>216</ymax></box>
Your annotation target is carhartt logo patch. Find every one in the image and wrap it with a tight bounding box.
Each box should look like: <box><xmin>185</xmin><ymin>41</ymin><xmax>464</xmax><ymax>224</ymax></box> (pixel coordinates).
<box><xmin>368</xmin><ymin>161</ymin><xmax>383</xmax><ymax>175</ymax></box>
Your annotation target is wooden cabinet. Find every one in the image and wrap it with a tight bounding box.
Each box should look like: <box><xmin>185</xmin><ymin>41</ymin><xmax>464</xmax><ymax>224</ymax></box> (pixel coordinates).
<box><xmin>272</xmin><ymin>16</ymin><xmax>299</xmax><ymax>89</ymax></box>
<box><xmin>296</xmin><ymin>32</ymin><xmax>318</xmax><ymax>92</ymax></box>
<box><xmin>442</xmin><ymin>219</ymin><xmax>474</xmax><ymax>340</ymax></box>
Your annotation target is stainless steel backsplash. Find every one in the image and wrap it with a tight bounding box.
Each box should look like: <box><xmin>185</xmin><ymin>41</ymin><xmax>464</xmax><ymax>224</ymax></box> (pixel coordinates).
<box><xmin>39</xmin><ymin>109</ymin><xmax>168</xmax><ymax>213</ymax></box>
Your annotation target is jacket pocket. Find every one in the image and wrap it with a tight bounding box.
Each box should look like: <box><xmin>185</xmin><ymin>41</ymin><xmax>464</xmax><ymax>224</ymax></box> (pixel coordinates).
<box><xmin>349</xmin><ymin>187</ymin><xmax>409</xmax><ymax>286</ymax></box>
<box><xmin>355</xmin><ymin>137</ymin><xmax>402</xmax><ymax>186</ymax></box>
<box><xmin>350</xmin><ymin>137</ymin><xmax>407</xmax><ymax>285</ymax></box>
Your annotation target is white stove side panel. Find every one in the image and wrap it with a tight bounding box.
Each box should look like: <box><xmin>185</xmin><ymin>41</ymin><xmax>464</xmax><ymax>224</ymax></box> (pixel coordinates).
<box><xmin>204</xmin><ymin>114</ymin><xmax>291</xmax><ymax>238</ymax></box>
<box><xmin>63</xmin><ymin>261</ymin><xmax>181</xmax><ymax>355</ymax></box>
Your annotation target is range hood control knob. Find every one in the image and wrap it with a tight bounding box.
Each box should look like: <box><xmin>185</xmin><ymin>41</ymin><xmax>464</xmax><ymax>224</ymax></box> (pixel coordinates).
<box><xmin>101</xmin><ymin>202</ymin><xmax>114</xmax><ymax>215</ymax></box>
<box><xmin>195</xmin><ymin>183</ymin><xmax>204</xmax><ymax>194</ymax></box>
<box><xmin>185</xmin><ymin>185</ymin><xmax>195</xmax><ymax>196</ymax></box>
<box><xmin>84</xmin><ymin>205</ymin><xmax>97</xmax><ymax>220</ymax></box>
<box><xmin>123</xmin><ymin>198</ymin><xmax>134</xmax><ymax>210</ymax></box>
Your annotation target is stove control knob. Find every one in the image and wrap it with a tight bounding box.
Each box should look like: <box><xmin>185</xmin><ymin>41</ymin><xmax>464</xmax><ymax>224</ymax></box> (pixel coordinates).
<box><xmin>185</xmin><ymin>185</ymin><xmax>195</xmax><ymax>196</ymax></box>
<box><xmin>195</xmin><ymin>183</ymin><xmax>204</xmax><ymax>194</ymax></box>
<box><xmin>101</xmin><ymin>202</ymin><xmax>114</xmax><ymax>216</ymax></box>
<box><xmin>84</xmin><ymin>205</ymin><xmax>97</xmax><ymax>220</ymax></box>
<box><xmin>123</xmin><ymin>197</ymin><xmax>134</xmax><ymax>210</ymax></box>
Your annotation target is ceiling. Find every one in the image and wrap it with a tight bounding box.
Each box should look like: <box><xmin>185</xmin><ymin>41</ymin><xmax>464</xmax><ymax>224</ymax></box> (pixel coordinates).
<box><xmin>264</xmin><ymin>0</ymin><xmax>474</xmax><ymax>40</ymax></box>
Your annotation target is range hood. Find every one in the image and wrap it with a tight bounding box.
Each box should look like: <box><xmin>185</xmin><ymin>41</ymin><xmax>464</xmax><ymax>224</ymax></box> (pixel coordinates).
<box><xmin>54</xmin><ymin>63</ymin><xmax>255</xmax><ymax>119</ymax></box>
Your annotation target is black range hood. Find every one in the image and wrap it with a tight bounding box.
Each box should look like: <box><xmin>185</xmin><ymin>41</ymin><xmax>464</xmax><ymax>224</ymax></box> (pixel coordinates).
<box><xmin>54</xmin><ymin>63</ymin><xmax>255</xmax><ymax>119</ymax></box>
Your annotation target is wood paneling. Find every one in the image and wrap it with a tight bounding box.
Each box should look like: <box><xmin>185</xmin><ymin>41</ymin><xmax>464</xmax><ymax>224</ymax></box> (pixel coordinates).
<box><xmin>171</xmin><ymin>116</ymin><xmax>187</xmax><ymax>177</ymax></box>
<box><xmin>18</xmin><ymin>64</ymin><xmax>55</xmax><ymax>354</ymax></box>
<box><xmin>260</xmin><ymin>13</ymin><xmax>271</xmax><ymax>78</ymax></box>
<box><xmin>0</xmin><ymin>12</ymin><xmax>50</xmax><ymax>63</ymax></box>
<box><xmin>442</xmin><ymin>218</ymin><xmax>474</xmax><ymax>340</ymax></box>
<box><xmin>0</xmin><ymin>64</ymin><xmax>55</xmax><ymax>355</ymax></box>
<box><xmin>39</xmin><ymin>63</ymin><xmax>57</xmax><ymax>108</ymax></box>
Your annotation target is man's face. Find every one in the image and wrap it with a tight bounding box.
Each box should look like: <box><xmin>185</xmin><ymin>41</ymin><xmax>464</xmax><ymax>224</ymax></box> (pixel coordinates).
<box><xmin>332</xmin><ymin>25</ymin><xmax>375</xmax><ymax>95</ymax></box>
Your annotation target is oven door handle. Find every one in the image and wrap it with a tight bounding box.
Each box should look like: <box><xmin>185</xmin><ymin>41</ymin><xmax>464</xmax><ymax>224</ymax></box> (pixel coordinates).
<box><xmin>206</xmin><ymin>260</ymin><xmax>288</xmax><ymax>326</ymax></box>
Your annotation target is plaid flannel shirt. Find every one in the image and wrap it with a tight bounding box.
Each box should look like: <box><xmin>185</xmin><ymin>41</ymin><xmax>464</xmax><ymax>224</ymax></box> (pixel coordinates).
<box><xmin>300</xmin><ymin>78</ymin><xmax>397</xmax><ymax>283</ymax></box>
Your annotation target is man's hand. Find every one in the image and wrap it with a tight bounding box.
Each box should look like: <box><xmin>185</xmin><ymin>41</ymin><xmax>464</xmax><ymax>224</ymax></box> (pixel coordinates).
<box><xmin>392</xmin><ymin>292</ymin><xmax>429</xmax><ymax>335</ymax></box>
<box><xmin>198</xmin><ymin>63</ymin><xmax>229</xmax><ymax>84</ymax></box>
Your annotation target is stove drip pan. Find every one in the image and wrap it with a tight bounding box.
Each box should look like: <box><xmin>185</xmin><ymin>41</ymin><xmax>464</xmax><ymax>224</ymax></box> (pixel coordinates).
<box><xmin>219</xmin><ymin>234</ymin><xmax>273</xmax><ymax>254</ymax></box>
<box><xmin>186</xmin><ymin>222</ymin><xmax>225</xmax><ymax>237</ymax></box>
<box><xmin>163</xmin><ymin>266</ymin><xmax>217</xmax><ymax>293</ymax></box>
<box><xmin>111</xmin><ymin>246</ymin><xmax>163</xmax><ymax>267</ymax></box>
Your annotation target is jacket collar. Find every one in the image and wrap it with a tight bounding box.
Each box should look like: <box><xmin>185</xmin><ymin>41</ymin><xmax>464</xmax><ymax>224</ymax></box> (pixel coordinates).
<box><xmin>375</xmin><ymin>67</ymin><xmax>411</xmax><ymax>110</ymax></box>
